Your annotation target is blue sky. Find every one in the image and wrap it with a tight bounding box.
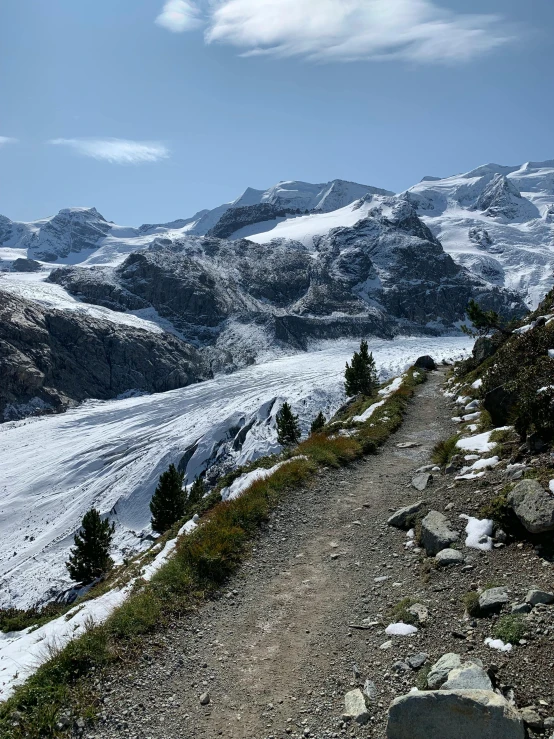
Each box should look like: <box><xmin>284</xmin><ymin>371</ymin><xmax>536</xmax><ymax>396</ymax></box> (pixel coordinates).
<box><xmin>0</xmin><ymin>0</ymin><xmax>552</xmax><ymax>225</ymax></box>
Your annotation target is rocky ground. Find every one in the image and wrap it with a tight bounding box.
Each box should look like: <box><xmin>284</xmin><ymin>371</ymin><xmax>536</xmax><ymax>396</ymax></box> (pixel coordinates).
<box><xmin>82</xmin><ymin>369</ymin><xmax>554</xmax><ymax>739</ymax></box>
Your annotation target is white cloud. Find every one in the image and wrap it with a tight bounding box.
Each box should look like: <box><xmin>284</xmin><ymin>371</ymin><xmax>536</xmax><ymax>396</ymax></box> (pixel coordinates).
<box><xmin>158</xmin><ymin>0</ymin><xmax>511</xmax><ymax>63</ymax></box>
<box><xmin>50</xmin><ymin>138</ymin><xmax>170</xmax><ymax>165</ymax></box>
<box><xmin>155</xmin><ymin>0</ymin><xmax>202</xmax><ymax>32</ymax></box>
<box><xmin>0</xmin><ymin>137</ymin><xmax>17</xmax><ymax>147</ymax></box>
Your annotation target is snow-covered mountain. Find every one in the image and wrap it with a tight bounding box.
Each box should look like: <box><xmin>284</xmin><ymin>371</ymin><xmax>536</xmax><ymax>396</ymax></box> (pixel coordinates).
<box><xmin>403</xmin><ymin>159</ymin><xmax>554</xmax><ymax>307</ymax></box>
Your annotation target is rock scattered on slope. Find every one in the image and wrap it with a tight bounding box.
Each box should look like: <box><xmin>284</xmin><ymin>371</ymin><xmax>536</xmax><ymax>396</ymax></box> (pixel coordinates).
<box><xmin>508</xmin><ymin>479</ymin><xmax>554</xmax><ymax>533</ymax></box>
<box><xmin>420</xmin><ymin>510</ymin><xmax>459</xmax><ymax>556</ymax></box>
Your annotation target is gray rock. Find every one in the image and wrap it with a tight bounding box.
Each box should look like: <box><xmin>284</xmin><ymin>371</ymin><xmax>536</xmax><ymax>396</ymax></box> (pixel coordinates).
<box><xmin>507</xmin><ymin>479</ymin><xmax>554</xmax><ymax>534</ymax></box>
<box><xmin>387</xmin><ymin>501</ymin><xmax>424</xmax><ymax>529</ymax></box>
<box><xmin>511</xmin><ymin>603</ymin><xmax>532</xmax><ymax>615</ymax></box>
<box><xmin>199</xmin><ymin>692</ymin><xmax>210</xmax><ymax>705</ymax></box>
<box><xmin>11</xmin><ymin>257</ymin><xmax>41</xmax><ymax>272</ymax></box>
<box><xmin>414</xmin><ymin>355</ymin><xmax>436</xmax><ymax>371</ymax></box>
<box><xmin>386</xmin><ymin>690</ymin><xmax>525</xmax><ymax>739</ymax></box>
<box><xmin>406</xmin><ymin>653</ymin><xmax>428</xmax><ymax>670</ymax></box>
<box><xmin>344</xmin><ymin>689</ymin><xmax>370</xmax><ymax>725</ymax></box>
<box><xmin>479</xmin><ymin>587</ymin><xmax>510</xmax><ymax>613</ymax></box>
<box><xmin>420</xmin><ymin>511</ymin><xmax>459</xmax><ymax>556</ymax></box>
<box><xmin>441</xmin><ymin>664</ymin><xmax>493</xmax><ymax>691</ymax></box>
<box><xmin>407</xmin><ymin>603</ymin><xmax>429</xmax><ymax>624</ymax></box>
<box><xmin>392</xmin><ymin>660</ymin><xmax>410</xmax><ymax>673</ymax></box>
<box><xmin>427</xmin><ymin>653</ymin><xmax>462</xmax><ymax>689</ymax></box>
<box><xmin>363</xmin><ymin>679</ymin><xmax>377</xmax><ymax>702</ymax></box>
<box><xmin>435</xmin><ymin>548</ymin><xmax>464</xmax><ymax>567</ymax></box>
<box><xmin>526</xmin><ymin>589</ymin><xmax>554</xmax><ymax>606</ymax></box>
<box><xmin>412</xmin><ymin>473</ymin><xmax>432</xmax><ymax>491</ymax></box>
<box><xmin>520</xmin><ymin>707</ymin><xmax>543</xmax><ymax>730</ymax></box>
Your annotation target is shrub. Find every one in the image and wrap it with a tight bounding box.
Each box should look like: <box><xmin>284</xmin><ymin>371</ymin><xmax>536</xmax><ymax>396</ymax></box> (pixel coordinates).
<box><xmin>310</xmin><ymin>411</ymin><xmax>326</xmax><ymax>434</ymax></box>
<box><xmin>493</xmin><ymin>615</ymin><xmax>526</xmax><ymax>644</ymax></box>
<box><xmin>388</xmin><ymin>597</ymin><xmax>419</xmax><ymax>626</ymax></box>
<box><xmin>296</xmin><ymin>433</ymin><xmax>361</xmax><ymax>468</ymax></box>
<box><xmin>431</xmin><ymin>435</ymin><xmax>460</xmax><ymax>466</ymax></box>
<box><xmin>463</xmin><ymin>591</ymin><xmax>481</xmax><ymax>617</ymax></box>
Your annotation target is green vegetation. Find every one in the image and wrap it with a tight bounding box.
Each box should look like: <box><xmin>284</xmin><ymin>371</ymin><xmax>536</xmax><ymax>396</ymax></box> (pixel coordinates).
<box><xmin>0</xmin><ymin>604</ymin><xmax>71</xmax><ymax>634</ymax></box>
<box><xmin>344</xmin><ymin>339</ymin><xmax>378</xmax><ymax>397</ymax></box>
<box><xmin>431</xmin><ymin>434</ymin><xmax>460</xmax><ymax>466</ymax></box>
<box><xmin>66</xmin><ymin>509</ymin><xmax>115</xmax><ymax>585</ymax></box>
<box><xmin>463</xmin><ymin>591</ymin><xmax>481</xmax><ymax>617</ymax></box>
<box><xmin>387</xmin><ymin>597</ymin><xmax>419</xmax><ymax>626</ymax></box>
<box><xmin>150</xmin><ymin>464</ymin><xmax>186</xmax><ymax>534</ymax></box>
<box><xmin>462</xmin><ymin>299</ymin><xmax>511</xmax><ymax>337</ymax></box>
<box><xmin>310</xmin><ymin>411</ymin><xmax>326</xmax><ymax>434</ymax></box>
<box><xmin>276</xmin><ymin>402</ymin><xmax>301</xmax><ymax>447</ymax></box>
<box><xmin>493</xmin><ymin>614</ymin><xmax>526</xmax><ymax>644</ymax></box>
<box><xmin>0</xmin><ymin>366</ymin><xmax>427</xmax><ymax>738</ymax></box>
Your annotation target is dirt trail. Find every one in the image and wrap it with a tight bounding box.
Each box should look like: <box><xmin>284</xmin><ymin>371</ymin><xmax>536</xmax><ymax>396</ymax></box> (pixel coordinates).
<box><xmin>92</xmin><ymin>370</ymin><xmax>454</xmax><ymax>739</ymax></box>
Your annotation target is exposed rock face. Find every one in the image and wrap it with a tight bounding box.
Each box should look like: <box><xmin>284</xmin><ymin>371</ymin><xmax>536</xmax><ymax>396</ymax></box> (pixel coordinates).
<box><xmin>207</xmin><ymin>203</ymin><xmax>305</xmax><ymax>239</ymax></box>
<box><xmin>0</xmin><ymin>290</ymin><xmax>206</xmax><ymax>421</ymax></box>
<box><xmin>48</xmin><ymin>201</ymin><xmax>526</xmax><ymax>362</ymax></box>
<box><xmin>26</xmin><ymin>208</ymin><xmax>113</xmax><ymax>261</ymax></box>
<box><xmin>11</xmin><ymin>258</ymin><xmax>42</xmax><ymax>272</ymax></box>
<box><xmin>472</xmin><ymin>174</ymin><xmax>538</xmax><ymax>221</ymax></box>
<box><xmin>386</xmin><ymin>690</ymin><xmax>525</xmax><ymax>739</ymax></box>
<box><xmin>507</xmin><ymin>479</ymin><xmax>554</xmax><ymax>533</ymax></box>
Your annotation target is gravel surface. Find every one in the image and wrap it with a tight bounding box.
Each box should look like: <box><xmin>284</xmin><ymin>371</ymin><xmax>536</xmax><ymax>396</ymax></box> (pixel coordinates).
<box><xmin>84</xmin><ymin>370</ymin><xmax>554</xmax><ymax>739</ymax></box>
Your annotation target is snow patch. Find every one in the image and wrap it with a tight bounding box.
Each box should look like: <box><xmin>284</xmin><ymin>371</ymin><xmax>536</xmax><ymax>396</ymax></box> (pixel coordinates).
<box><xmin>385</xmin><ymin>623</ymin><xmax>418</xmax><ymax>636</ymax></box>
<box><xmin>460</xmin><ymin>514</ymin><xmax>493</xmax><ymax>551</ymax></box>
<box><xmin>485</xmin><ymin>637</ymin><xmax>513</xmax><ymax>652</ymax></box>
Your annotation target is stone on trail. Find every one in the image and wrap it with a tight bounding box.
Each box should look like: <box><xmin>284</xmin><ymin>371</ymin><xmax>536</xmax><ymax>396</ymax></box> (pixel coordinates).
<box><xmin>406</xmin><ymin>653</ymin><xmax>428</xmax><ymax>670</ymax></box>
<box><xmin>441</xmin><ymin>664</ymin><xmax>493</xmax><ymax>691</ymax></box>
<box><xmin>435</xmin><ymin>548</ymin><xmax>464</xmax><ymax>567</ymax></box>
<box><xmin>387</xmin><ymin>501</ymin><xmax>424</xmax><ymax>529</ymax></box>
<box><xmin>426</xmin><ymin>653</ymin><xmax>462</xmax><ymax>689</ymax></box>
<box><xmin>386</xmin><ymin>690</ymin><xmax>525</xmax><ymax>739</ymax></box>
<box><xmin>526</xmin><ymin>589</ymin><xmax>554</xmax><ymax>606</ymax></box>
<box><xmin>411</xmin><ymin>473</ymin><xmax>432</xmax><ymax>491</ymax></box>
<box><xmin>199</xmin><ymin>692</ymin><xmax>210</xmax><ymax>705</ymax></box>
<box><xmin>407</xmin><ymin>603</ymin><xmax>429</xmax><ymax>624</ymax></box>
<box><xmin>344</xmin><ymin>689</ymin><xmax>370</xmax><ymax>725</ymax></box>
<box><xmin>478</xmin><ymin>587</ymin><xmax>509</xmax><ymax>614</ymax></box>
<box><xmin>420</xmin><ymin>511</ymin><xmax>459</xmax><ymax>556</ymax></box>
<box><xmin>507</xmin><ymin>479</ymin><xmax>554</xmax><ymax>533</ymax></box>
<box><xmin>414</xmin><ymin>355</ymin><xmax>436</xmax><ymax>371</ymax></box>
<box><xmin>511</xmin><ymin>602</ymin><xmax>532</xmax><ymax>614</ymax></box>
<box><xmin>520</xmin><ymin>707</ymin><xmax>544</xmax><ymax>730</ymax></box>
<box><xmin>363</xmin><ymin>679</ymin><xmax>378</xmax><ymax>702</ymax></box>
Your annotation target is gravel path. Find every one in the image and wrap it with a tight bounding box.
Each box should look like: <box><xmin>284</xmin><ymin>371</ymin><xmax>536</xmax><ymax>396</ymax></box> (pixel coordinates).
<box><xmin>88</xmin><ymin>369</ymin><xmax>554</xmax><ymax>739</ymax></box>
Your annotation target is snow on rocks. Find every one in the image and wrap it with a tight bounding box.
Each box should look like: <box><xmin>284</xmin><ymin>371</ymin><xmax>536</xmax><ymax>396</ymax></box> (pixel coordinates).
<box><xmin>220</xmin><ymin>458</ymin><xmax>305</xmax><ymax>501</ymax></box>
<box><xmin>456</xmin><ymin>456</ymin><xmax>500</xmax><ymax>480</ymax></box>
<box><xmin>352</xmin><ymin>399</ymin><xmax>386</xmax><ymax>423</ymax></box>
<box><xmin>460</xmin><ymin>515</ymin><xmax>493</xmax><ymax>551</ymax></box>
<box><xmin>456</xmin><ymin>429</ymin><xmax>506</xmax><ymax>454</ymax></box>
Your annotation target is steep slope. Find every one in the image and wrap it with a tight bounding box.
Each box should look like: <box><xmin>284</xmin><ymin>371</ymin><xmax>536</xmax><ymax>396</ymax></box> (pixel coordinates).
<box><xmin>0</xmin><ymin>290</ymin><xmax>207</xmax><ymax>421</ymax></box>
<box><xmin>403</xmin><ymin>159</ymin><xmax>554</xmax><ymax>307</ymax></box>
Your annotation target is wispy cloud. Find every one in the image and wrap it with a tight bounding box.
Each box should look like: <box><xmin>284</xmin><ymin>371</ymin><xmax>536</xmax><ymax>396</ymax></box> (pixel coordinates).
<box><xmin>155</xmin><ymin>0</ymin><xmax>202</xmax><ymax>32</ymax></box>
<box><xmin>0</xmin><ymin>136</ymin><xmax>17</xmax><ymax>147</ymax></box>
<box><xmin>50</xmin><ymin>138</ymin><xmax>170</xmax><ymax>165</ymax></box>
<box><xmin>156</xmin><ymin>0</ymin><xmax>511</xmax><ymax>64</ymax></box>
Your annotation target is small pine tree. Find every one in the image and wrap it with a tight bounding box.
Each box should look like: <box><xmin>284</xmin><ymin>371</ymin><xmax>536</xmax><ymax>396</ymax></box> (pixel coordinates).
<box><xmin>462</xmin><ymin>299</ymin><xmax>511</xmax><ymax>337</ymax></box>
<box><xmin>310</xmin><ymin>411</ymin><xmax>326</xmax><ymax>434</ymax></box>
<box><xmin>188</xmin><ymin>476</ymin><xmax>206</xmax><ymax>508</ymax></box>
<box><xmin>66</xmin><ymin>508</ymin><xmax>115</xmax><ymax>585</ymax></box>
<box><xmin>276</xmin><ymin>402</ymin><xmax>301</xmax><ymax>447</ymax></box>
<box><xmin>344</xmin><ymin>340</ymin><xmax>378</xmax><ymax>396</ymax></box>
<box><xmin>150</xmin><ymin>464</ymin><xmax>186</xmax><ymax>534</ymax></box>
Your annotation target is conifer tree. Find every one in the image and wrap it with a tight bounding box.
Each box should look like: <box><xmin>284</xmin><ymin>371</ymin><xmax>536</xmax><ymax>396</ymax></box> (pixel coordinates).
<box><xmin>188</xmin><ymin>476</ymin><xmax>206</xmax><ymax>508</ymax></box>
<box><xmin>462</xmin><ymin>299</ymin><xmax>511</xmax><ymax>337</ymax></box>
<box><xmin>150</xmin><ymin>464</ymin><xmax>186</xmax><ymax>534</ymax></box>
<box><xmin>310</xmin><ymin>411</ymin><xmax>326</xmax><ymax>434</ymax></box>
<box><xmin>344</xmin><ymin>339</ymin><xmax>378</xmax><ymax>396</ymax></box>
<box><xmin>66</xmin><ymin>508</ymin><xmax>115</xmax><ymax>584</ymax></box>
<box><xmin>276</xmin><ymin>402</ymin><xmax>301</xmax><ymax>447</ymax></box>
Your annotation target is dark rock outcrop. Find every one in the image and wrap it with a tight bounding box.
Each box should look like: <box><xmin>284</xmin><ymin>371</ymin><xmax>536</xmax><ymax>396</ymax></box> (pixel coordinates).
<box><xmin>207</xmin><ymin>203</ymin><xmax>305</xmax><ymax>240</ymax></box>
<box><xmin>0</xmin><ymin>290</ymin><xmax>207</xmax><ymax>421</ymax></box>
<box><xmin>12</xmin><ymin>258</ymin><xmax>42</xmax><ymax>272</ymax></box>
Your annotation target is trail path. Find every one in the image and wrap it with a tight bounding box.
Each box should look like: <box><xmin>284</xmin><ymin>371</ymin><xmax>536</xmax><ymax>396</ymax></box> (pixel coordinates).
<box><xmin>92</xmin><ymin>370</ymin><xmax>455</xmax><ymax>739</ymax></box>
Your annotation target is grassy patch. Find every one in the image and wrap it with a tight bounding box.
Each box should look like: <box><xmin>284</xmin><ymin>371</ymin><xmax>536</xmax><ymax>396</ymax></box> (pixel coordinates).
<box><xmin>0</xmin><ymin>604</ymin><xmax>72</xmax><ymax>635</ymax></box>
<box><xmin>493</xmin><ymin>615</ymin><xmax>526</xmax><ymax>644</ymax></box>
<box><xmin>0</xmin><ymin>369</ymin><xmax>427</xmax><ymax>738</ymax></box>
<box><xmin>387</xmin><ymin>597</ymin><xmax>419</xmax><ymax>626</ymax></box>
<box><xmin>463</xmin><ymin>591</ymin><xmax>481</xmax><ymax>617</ymax></box>
<box><xmin>415</xmin><ymin>665</ymin><xmax>431</xmax><ymax>690</ymax></box>
<box><xmin>431</xmin><ymin>434</ymin><xmax>460</xmax><ymax>466</ymax></box>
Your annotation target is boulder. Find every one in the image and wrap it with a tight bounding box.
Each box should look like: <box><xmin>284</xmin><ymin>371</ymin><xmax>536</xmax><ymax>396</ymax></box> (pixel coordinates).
<box><xmin>344</xmin><ymin>689</ymin><xmax>370</xmax><ymax>725</ymax></box>
<box><xmin>412</xmin><ymin>473</ymin><xmax>432</xmax><ymax>491</ymax></box>
<box><xmin>420</xmin><ymin>511</ymin><xmax>459</xmax><ymax>556</ymax></box>
<box><xmin>511</xmin><ymin>603</ymin><xmax>532</xmax><ymax>614</ymax></box>
<box><xmin>507</xmin><ymin>480</ymin><xmax>554</xmax><ymax>534</ymax></box>
<box><xmin>435</xmin><ymin>548</ymin><xmax>464</xmax><ymax>567</ymax></box>
<box><xmin>526</xmin><ymin>589</ymin><xmax>554</xmax><ymax>606</ymax></box>
<box><xmin>483</xmin><ymin>385</ymin><xmax>517</xmax><ymax>426</ymax></box>
<box><xmin>441</xmin><ymin>664</ymin><xmax>493</xmax><ymax>691</ymax></box>
<box><xmin>472</xmin><ymin>335</ymin><xmax>501</xmax><ymax>364</ymax></box>
<box><xmin>520</xmin><ymin>707</ymin><xmax>543</xmax><ymax>731</ymax></box>
<box><xmin>478</xmin><ymin>587</ymin><xmax>509</xmax><ymax>614</ymax></box>
<box><xmin>407</xmin><ymin>603</ymin><xmax>429</xmax><ymax>624</ymax></box>
<box><xmin>426</xmin><ymin>653</ymin><xmax>462</xmax><ymax>689</ymax></box>
<box><xmin>406</xmin><ymin>653</ymin><xmax>428</xmax><ymax>670</ymax></box>
<box><xmin>387</xmin><ymin>501</ymin><xmax>424</xmax><ymax>529</ymax></box>
<box><xmin>11</xmin><ymin>257</ymin><xmax>41</xmax><ymax>272</ymax></box>
<box><xmin>414</xmin><ymin>355</ymin><xmax>436</xmax><ymax>371</ymax></box>
<box><xmin>386</xmin><ymin>690</ymin><xmax>525</xmax><ymax>739</ymax></box>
